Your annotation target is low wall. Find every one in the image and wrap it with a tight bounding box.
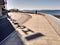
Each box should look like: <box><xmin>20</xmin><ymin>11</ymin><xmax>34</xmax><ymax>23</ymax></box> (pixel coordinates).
<box><xmin>40</xmin><ymin>12</ymin><xmax>60</xmax><ymax>36</ymax></box>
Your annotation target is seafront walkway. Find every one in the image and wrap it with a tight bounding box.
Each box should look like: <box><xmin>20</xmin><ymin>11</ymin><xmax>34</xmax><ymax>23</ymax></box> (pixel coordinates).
<box><xmin>0</xmin><ymin>12</ymin><xmax>60</xmax><ymax>45</ymax></box>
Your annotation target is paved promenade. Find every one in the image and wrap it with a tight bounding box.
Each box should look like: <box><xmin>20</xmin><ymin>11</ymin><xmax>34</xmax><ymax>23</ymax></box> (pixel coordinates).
<box><xmin>0</xmin><ymin>12</ymin><xmax>60</xmax><ymax>45</ymax></box>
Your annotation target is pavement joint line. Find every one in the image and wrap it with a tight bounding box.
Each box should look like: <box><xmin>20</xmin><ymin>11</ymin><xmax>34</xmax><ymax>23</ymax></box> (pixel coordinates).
<box><xmin>46</xmin><ymin>39</ymin><xmax>51</xmax><ymax>45</ymax></box>
<box><xmin>44</xmin><ymin>16</ymin><xmax>60</xmax><ymax>36</ymax></box>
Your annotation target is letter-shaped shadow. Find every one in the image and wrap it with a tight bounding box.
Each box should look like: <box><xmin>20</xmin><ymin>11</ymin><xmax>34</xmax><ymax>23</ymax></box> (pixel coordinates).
<box><xmin>22</xmin><ymin>29</ymin><xmax>34</xmax><ymax>35</ymax></box>
<box><xmin>25</xmin><ymin>33</ymin><xmax>44</xmax><ymax>41</ymax></box>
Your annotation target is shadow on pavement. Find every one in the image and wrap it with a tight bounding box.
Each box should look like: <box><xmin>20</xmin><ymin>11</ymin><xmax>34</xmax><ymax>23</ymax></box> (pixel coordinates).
<box><xmin>0</xmin><ymin>18</ymin><xmax>15</xmax><ymax>42</ymax></box>
<box><xmin>0</xmin><ymin>18</ymin><xmax>25</xmax><ymax>45</ymax></box>
<box><xmin>25</xmin><ymin>33</ymin><xmax>44</xmax><ymax>41</ymax></box>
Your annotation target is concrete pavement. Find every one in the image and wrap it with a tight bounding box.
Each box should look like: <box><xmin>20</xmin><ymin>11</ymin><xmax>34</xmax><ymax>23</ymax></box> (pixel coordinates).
<box><xmin>8</xmin><ymin>12</ymin><xmax>60</xmax><ymax>45</ymax></box>
<box><xmin>0</xmin><ymin>12</ymin><xmax>60</xmax><ymax>45</ymax></box>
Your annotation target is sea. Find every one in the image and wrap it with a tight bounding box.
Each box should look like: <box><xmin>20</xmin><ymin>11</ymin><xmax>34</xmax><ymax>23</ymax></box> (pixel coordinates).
<box><xmin>38</xmin><ymin>10</ymin><xmax>60</xmax><ymax>16</ymax></box>
<box><xmin>22</xmin><ymin>10</ymin><xmax>60</xmax><ymax>16</ymax></box>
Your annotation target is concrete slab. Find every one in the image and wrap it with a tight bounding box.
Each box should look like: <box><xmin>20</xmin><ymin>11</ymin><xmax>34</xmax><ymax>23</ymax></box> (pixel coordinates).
<box><xmin>2</xmin><ymin>12</ymin><xmax>60</xmax><ymax>45</ymax></box>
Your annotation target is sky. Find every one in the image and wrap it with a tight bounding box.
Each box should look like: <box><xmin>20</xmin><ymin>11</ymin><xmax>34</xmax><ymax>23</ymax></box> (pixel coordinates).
<box><xmin>7</xmin><ymin>0</ymin><xmax>60</xmax><ymax>10</ymax></box>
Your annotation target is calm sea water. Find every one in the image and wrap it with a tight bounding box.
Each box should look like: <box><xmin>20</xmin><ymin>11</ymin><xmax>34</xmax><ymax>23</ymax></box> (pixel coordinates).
<box><xmin>22</xmin><ymin>10</ymin><xmax>60</xmax><ymax>16</ymax></box>
<box><xmin>38</xmin><ymin>10</ymin><xmax>60</xmax><ymax>16</ymax></box>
